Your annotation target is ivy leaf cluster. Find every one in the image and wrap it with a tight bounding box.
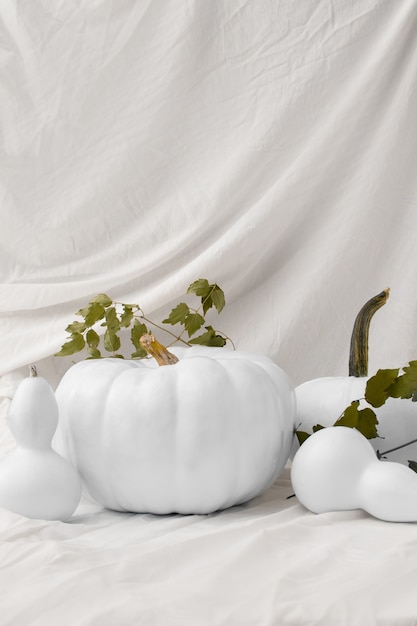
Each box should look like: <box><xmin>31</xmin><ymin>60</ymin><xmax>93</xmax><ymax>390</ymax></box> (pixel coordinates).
<box><xmin>55</xmin><ymin>279</ymin><xmax>231</xmax><ymax>360</ymax></box>
<box><xmin>333</xmin><ymin>400</ymin><xmax>379</xmax><ymax>439</ymax></box>
<box><xmin>346</xmin><ymin>362</ymin><xmax>417</xmax><ymax>433</ymax></box>
<box><xmin>296</xmin><ymin>362</ymin><xmax>417</xmax><ymax>469</ymax></box>
<box><xmin>162</xmin><ymin>279</ymin><xmax>226</xmax><ymax>346</ymax></box>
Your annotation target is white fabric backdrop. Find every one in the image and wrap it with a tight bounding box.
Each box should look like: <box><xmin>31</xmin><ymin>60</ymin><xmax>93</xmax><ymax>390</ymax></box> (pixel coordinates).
<box><xmin>2</xmin><ymin>3</ymin><xmax>417</xmax><ymax>625</ymax></box>
<box><xmin>1</xmin><ymin>0</ymin><xmax>417</xmax><ymax>388</ymax></box>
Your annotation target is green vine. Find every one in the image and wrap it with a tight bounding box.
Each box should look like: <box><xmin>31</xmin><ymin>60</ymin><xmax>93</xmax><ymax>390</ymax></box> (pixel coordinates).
<box><xmin>296</xmin><ymin>362</ymin><xmax>417</xmax><ymax>469</ymax></box>
<box><xmin>294</xmin><ymin>288</ymin><xmax>417</xmax><ymax>471</ymax></box>
<box><xmin>55</xmin><ymin>278</ymin><xmax>234</xmax><ymax>360</ymax></box>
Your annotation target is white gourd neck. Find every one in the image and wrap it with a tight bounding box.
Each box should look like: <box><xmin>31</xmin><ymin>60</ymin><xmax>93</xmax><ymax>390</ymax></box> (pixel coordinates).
<box><xmin>8</xmin><ymin>370</ymin><xmax>58</xmax><ymax>451</ymax></box>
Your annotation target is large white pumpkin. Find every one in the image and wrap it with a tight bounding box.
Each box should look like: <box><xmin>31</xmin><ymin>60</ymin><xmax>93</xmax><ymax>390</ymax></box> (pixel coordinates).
<box><xmin>54</xmin><ymin>343</ymin><xmax>295</xmax><ymax>514</ymax></box>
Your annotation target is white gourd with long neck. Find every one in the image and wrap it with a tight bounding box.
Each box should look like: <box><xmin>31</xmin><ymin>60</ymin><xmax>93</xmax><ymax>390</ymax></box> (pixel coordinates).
<box><xmin>291</xmin><ymin>426</ymin><xmax>417</xmax><ymax>522</ymax></box>
<box><xmin>0</xmin><ymin>366</ymin><xmax>81</xmax><ymax>521</ymax></box>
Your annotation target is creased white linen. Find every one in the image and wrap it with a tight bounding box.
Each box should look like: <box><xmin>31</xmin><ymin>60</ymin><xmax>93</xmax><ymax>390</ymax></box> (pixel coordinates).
<box><xmin>1</xmin><ymin>0</ymin><xmax>417</xmax><ymax>385</ymax></box>
<box><xmin>2</xmin><ymin>2</ymin><xmax>417</xmax><ymax>625</ymax></box>
<box><xmin>2</xmin><ymin>468</ymin><xmax>417</xmax><ymax>626</ymax></box>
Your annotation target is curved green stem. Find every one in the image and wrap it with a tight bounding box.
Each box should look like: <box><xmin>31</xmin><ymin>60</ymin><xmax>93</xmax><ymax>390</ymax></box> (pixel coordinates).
<box><xmin>348</xmin><ymin>288</ymin><xmax>390</xmax><ymax>377</ymax></box>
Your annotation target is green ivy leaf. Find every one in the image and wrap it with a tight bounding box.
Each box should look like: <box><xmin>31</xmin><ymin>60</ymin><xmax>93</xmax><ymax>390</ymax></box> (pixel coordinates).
<box><xmin>86</xmin><ymin>328</ymin><xmax>99</xmax><ymax>348</ymax></box>
<box><xmin>335</xmin><ymin>400</ymin><xmax>361</xmax><ymax>428</ymax></box>
<box><xmin>296</xmin><ymin>430</ymin><xmax>310</xmax><ymax>445</ymax></box>
<box><xmin>65</xmin><ymin>320</ymin><xmax>86</xmax><ymax>334</ymax></box>
<box><xmin>120</xmin><ymin>305</ymin><xmax>134</xmax><ymax>328</ymax></box>
<box><xmin>55</xmin><ymin>333</ymin><xmax>86</xmax><ymax>357</ymax></box>
<box><xmin>90</xmin><ymin>293</ymin><xmax>113</xmax><ymax>307</ymax></box>
<box><xmin>207</xmin><ymin>334</ymin><xmax>227</xmax><ymax>347</ymax></box>
<box><xmin>77</xmin><ymin>302</ymin><xmax>106</xmax><ymax>327</ymax></box>
<box><xmin>387</xmin><ymin>361</ymin><xmax>417</xmax><ymax>400</ymax></box>
<box><xmin>104</xmin><ymin>307</ymin><xmax>120</xmax><ymax>330</ymax></box>
<box><xmin>408</xmin><ymin>460</ymin><xmax>417</xmax><ymax>473</ymax></box>
<box><xmin>209</xmin><ymin>285</ymin><xmax>225</xmax><ymax>314</ymax></box>
<box><xmin>295</xmin><ymin>425</ymin><xmax>325</xmax><ymax>446</ymax></box>
<box><xmin>334</xmin><ymin>400</ymin><xmax>379</xmax><ymax>439</ymax></box>
<box><xmin>103</xmin><ymin>307</ymin><xmax>121</xmax><ymax>352</ymax></box>
<box><xmin>365</xmin><ymin>368</ymin><xmax>400</xmax><ymax>408</ymax></box>
<box><xmin>85</xmin><ymin>329</ymin><xmax>101</xmax><ymax>358</ymax></box>
<box><xmin>184</xmin><ymin>313</ymin><xmax>205</xmax><ymax>337</ymax></box>
<box><xmin>104</xmin><ymin>329</ymin><xmax>121</xmax><ymax>352</ymax></box>
<box><xmin>187</xmin><ymin>278</ymin><xmax>212</xmax><ymax>298</ymax></box>
<box><xmin>86</xmin><ymin>349</ymin><xmax>101</xmax><ymax>359</ymax></box>
<box><xmin>356</xmin><ymin>407</ymin><xmax>379</xmax><ymax>439</ymax></box>
<box><xmin>187</xmin><ymin>279</ymin><xmax>225</xmax><ymax>315</ymax></box>
<box><xmin>130</xmin><ymin>319</ymin><xmax>148</xmax><ymax>358</ymax></box>
<box><xmin>131</xmin><ymin>350</ymin><xmax>147</xmax><ymax>359</ymax></box>
<box><xmin>162</xmin><ymin>303</ymin><xmax>190</xmax><ymax>326</ymax></box>
<box><xmin>188</xmin><ymin>325</ymin><xmax>227</xmax><ymax>347</ymax></box>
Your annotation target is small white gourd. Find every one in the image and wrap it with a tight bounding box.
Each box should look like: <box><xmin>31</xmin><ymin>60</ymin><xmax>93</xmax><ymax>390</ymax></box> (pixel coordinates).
<box><xmin>291</xmin><ymin>426</ymin><xmax>417</xmax><ymax>523</ymax></box>
<box><xmin>0</xmin><ymin>366</ymin><xmax>81</xmax><ymax>521</ymax></box>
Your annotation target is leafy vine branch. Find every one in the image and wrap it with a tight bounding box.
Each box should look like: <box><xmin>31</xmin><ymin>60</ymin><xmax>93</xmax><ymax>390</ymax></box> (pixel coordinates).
<box><xmin>296</xmin><ymin>361</ymin><xmax>417</xmax><ymax>466</ymax></box>
<box><xmin>55</xmin><ymin>278</ymin><xmax>235</xmax><ymax>360</ymax></box>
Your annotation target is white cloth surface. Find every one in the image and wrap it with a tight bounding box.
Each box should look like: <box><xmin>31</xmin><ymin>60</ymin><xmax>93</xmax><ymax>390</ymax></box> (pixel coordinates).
<box><xmin>2</xmin><ymin>2</ymin><xmax>417</xmax><ymax>625</ymax></box>
<box><xmin>2</xmin><ymin>467</ymin><xmax>417</xmax><ymax>626</ymax></box>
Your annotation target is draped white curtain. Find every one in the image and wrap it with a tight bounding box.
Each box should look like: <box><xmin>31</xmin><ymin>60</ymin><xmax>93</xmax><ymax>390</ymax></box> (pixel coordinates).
<box><xmin>1</xmin><ymin>0</ymin><xmax>417</xmax><ymax>388</ymax></box>
<box><xmin>3</xmin><ymin>4</ymin><xmax>417</xmax><ymax>624</ymax></box>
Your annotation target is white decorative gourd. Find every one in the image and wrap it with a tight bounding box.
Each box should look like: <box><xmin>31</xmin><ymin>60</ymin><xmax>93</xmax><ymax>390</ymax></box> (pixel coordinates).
<box><xmin>291</xmin><ymin>426</ymin><xmax>417</xmax><ymax>522</ymax></box>
<box><xmin>293</xmin><ymin>289</ymin><xmax>417</xmax><ymax>465</ymax></box>
<box><xmin>54</xmin><ymin>336</ymin><xmax>296</xmax><ymax>515</ymax></box>
<box><xmin>0</xmin><ymin>366</ymin><xmax>81</xmax><ymax>521</ymax></box>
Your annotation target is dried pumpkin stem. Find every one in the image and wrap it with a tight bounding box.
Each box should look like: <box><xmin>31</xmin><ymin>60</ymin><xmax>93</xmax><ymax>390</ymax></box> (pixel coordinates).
<box><xmin>348</xmin><ymin>288</ymin><xmax>390</xmax><ymax>377</ymax></box>
<box><xmin>29</xmin><ymin>365</ymin><xmax>38</xmax><ymax>378</ymax></box>
<box><xmin>139</xmin><ymin>333</ymin><xmax>179</xmax><ymax>366</ymax></box>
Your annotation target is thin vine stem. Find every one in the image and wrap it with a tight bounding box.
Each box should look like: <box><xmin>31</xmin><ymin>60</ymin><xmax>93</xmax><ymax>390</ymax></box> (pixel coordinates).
<box><xmin>159</xmin><ymin>284</ymin><xmax>235</xmax><ymax>349</ymax></box>
<box><xmin>377</xmin><ymin>438</ymin><xmax>417</xmax><ymax>459</ymax></box>
<box><xmin>113</xmin><ymin>294</ymin><xmax>233</xmax><ymax>349</ymax></box>
<box><xmin>221</xmin><ymin>334</ymin><xmax>236</xmax><ymax>350</ymax></box>
<box><xmin>139</xmin><ymin>314</ymin><xmax>191</xmax><ymax>346</ymax></box>
<box><xmin>55</xmin><ymin>280</ymin><xmax>232</xmax><ymax>359</ymax></box>
<box><xmin>112</xmin><ymin>301</ymin><xmax>191</xmax><ymax>346</ymax></box>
